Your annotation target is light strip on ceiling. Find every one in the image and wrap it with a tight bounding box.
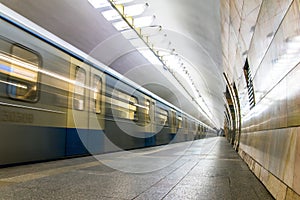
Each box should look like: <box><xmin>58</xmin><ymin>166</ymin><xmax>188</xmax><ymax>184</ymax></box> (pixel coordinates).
<box><xmin>123</xmin><ymin>3</ymin><xmax>149</xmax><ymax>17</ymax></box>
<box><xmin>88</xmin><ymin>0</ymin><xmax>134</xmax><ymax>8</ymax></box>
<box><xmin>90</xmin><ymin>0</ymin><xmax>217</xmax><ymax>127</ymax></box>
<box><xmin>112</xmin><ymin>20</ymin><xmax>130</xmax><ymax>31</ymax></box>
<box><xmin>133</xmin><ymin>15</ymin><xmax>155</xmax><ymax>28</ymax></box>
<box><xmin>138</xmin><ymin>49</ymin><xmax>162</xmax><ymax>66</ymax></box>
<box><xmin>88</xmin><ymin>0</ymin><xmax>110</xmax><ymax>8</ymax></box>
<box><xmin>102</xmin><ymin>3</ymin><xmax>148</xmax><ymax>21</ymax></box>
<box><xmin>111</xmin><ymin>0</ymin><xmax>134</xmax><ymax>4</ymax></box>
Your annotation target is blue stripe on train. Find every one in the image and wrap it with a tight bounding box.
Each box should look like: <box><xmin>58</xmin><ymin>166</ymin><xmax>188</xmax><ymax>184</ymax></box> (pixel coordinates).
<box><xmin>66</xmin><ymin>128</ymin><xmax>105</xmax><ymax>156</ymax></box>
<box><xmin>1</xmin><ymin>124</ymin><xmax>171</xmax><ymax>161</ymax></box>
<box><xmin>144</xmin><ymin>132</ymin><xmax>156</xmax><ymax>147</ymax></box>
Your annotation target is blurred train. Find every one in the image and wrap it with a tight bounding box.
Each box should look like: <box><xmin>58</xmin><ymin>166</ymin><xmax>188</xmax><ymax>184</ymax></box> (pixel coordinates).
<box><xmin>0</xmin><ymin>5</ymin><xmax>214</xmax><ymax>166</ymax></box>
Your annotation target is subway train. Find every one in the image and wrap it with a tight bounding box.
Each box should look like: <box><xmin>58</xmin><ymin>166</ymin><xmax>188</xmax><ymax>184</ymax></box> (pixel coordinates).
<box><xmin>0</xmin><ymin>6</ymin><xmax>214</xmax><ymax>166</ymax></box>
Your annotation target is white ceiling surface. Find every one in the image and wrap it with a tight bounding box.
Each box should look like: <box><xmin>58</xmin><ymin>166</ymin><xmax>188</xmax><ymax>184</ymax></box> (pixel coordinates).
<box><xmin>1</xmin><ymin>0</ymin><xmax>225</xmax><ymax>128</ymax></box>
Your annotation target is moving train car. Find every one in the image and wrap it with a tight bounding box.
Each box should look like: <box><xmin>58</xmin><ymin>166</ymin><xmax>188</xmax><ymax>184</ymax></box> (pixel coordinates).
<box><xmin>0</xmin><ymin>6</ymin><xmax>214</xmax><ymax>166</ymax></box>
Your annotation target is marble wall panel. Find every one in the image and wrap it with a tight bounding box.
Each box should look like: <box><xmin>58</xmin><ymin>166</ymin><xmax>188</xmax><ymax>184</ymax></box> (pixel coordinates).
<box><xmin>220</xmin><ymin>0</ymin><xmax>230</xmax><ymax>63</ymax></box>
<box><xmin>237</xmin><ymin>74</ymin><xmax>249</xmax><ymax>118</ymax></box>
<box><xmin>221</xmin><ymin>35</ymin><xmax>229</xmax><ymax>64</ymax></box>
<box><xmin>286</xmin><ymin>188</ymin><xmax>300</xmax><ymax>200</ymax></box>
<box><xmin>293</xmin><ymin>127</ymin><xmax>300</xmax><ymax>194</ymax></box>
<box><xmin>242</xmin><ymin>0</ymin><xmax>300</xmax><ymax>132</ymax></box>
<box><xmin>240</xmin><ymin>128</ymin><xmax>297</xmax><ymax>189</ymax></box>
<box><xmin>227</xmin><ymin>28</ymin><xmax>238</xmax><ymax>80</ymax></box>
<box><xmin>241</xmin><ymin>0</ymin><xmax>263</xmax><ymax>20</ymax></box>
<box><xmin>242</xmin><ymin>60</ymin><xmax>298</xmax><ymax>133</ymax></box>
<box><xmin>248</xmin><ymin>0</ymin><xmax>293</xmax><ymax>75</ymax></box>
<box><xmin>287</xmin><ymin>64</ymin><xmax>300</xmax><ymax>127</ymax></box>
<box><xmin>282</xmin><ymin>128</ymin><xmax>297</xmax><ymax>188</ymax></box>
<box><xmin>229</xmin><ymin>0</ymin><xmax>241</xmax><ymax>37</ymax></box>
<box><xmin>233</xmin><ymin>36</ymin><xmax>245</xmax><ymax>80</ymax></box>
<box><xmin>253</xmin><ymin>0</ymin><xmax>299</xmax><ymax>103</ymax></box>
<box><xmin>239</xmin><ymin>0</ymin><xmax>262</xmax><ymax>57</ymax></box>
<box><xmin>233</xmin><ymin>0</ymin><xmax>243</xmax><ymax>19</ymax></box>
<box><xmin>268</xmin><ymin>78</ymin><xmax>288</xmax><ymax>129</ymax></box>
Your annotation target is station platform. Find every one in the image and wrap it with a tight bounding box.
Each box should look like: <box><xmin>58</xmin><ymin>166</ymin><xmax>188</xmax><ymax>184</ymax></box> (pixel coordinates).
<box><xmin>0</xmin><ymin>137</ymin><xmax>273</xmax><ymax>200</ymax></box>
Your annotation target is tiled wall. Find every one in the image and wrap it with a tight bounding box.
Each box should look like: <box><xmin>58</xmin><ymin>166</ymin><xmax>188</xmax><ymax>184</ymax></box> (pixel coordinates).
<box><xmin>221</xmin><ymin>0</ymin><xmax>300</xmax><ymax>198</ymax></box>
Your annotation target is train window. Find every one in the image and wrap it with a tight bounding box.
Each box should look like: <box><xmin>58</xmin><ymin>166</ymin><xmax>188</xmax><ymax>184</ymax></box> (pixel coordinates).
<box><xmin>130</xmin><ymin>96</ymin><xmax>138</xmax><ymax>120</ymax></box>
<box><xmin>171</xmin><ymin>111</ymin><xmax>176</xmax><ymax>127</ymax></box>
<box><xmin>152</xmin><ymin>102</ymin><xmax>155</xmax><ymax>121</ymax></box>
<box><xmin>189</xmin><ymin>121</ymin><xmax>194</xmax><ymax>130</ymax></box>
<box><xmin>156</xmin><ymin>107</ymin><xmax>169</xmax><ymax>126</ymax></box>
<box><xmin>177</xmin><ymin>116</ymin><xmax>182</xmax><ymax>129</ymax></box>
<box><xmin>92</xmin><ymin>75</ymin><xmax>102</xmax><ymax>114</ymax></box>
<box><xmin>2</xmin><ymin>45</ymin><xmax>40</xmax><ymax>102</ymax></box>
<box><xmin>145</xmin><ymin>100</ymin><xmax>150</xmax><ymax>123</ymax></box>
<box><xmin>184</xmin><ymin>117</ymin><xmax>188</xmax><ymax>129</ymax></box>
<box><xmin>110</xmin><ymin>89</ymin><xmax>138</xmax><ymax>120</ymax></box>
<box><xmin>73</xmin><ymin>66</ymin><xmax>86</xmax><ymax>111</ymax></box>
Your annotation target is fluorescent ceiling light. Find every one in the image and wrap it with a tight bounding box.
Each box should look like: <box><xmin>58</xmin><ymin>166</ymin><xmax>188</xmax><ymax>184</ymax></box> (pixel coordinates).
<box><xmin>121</xmin><ymin>29</ymin><xmax>138</xmax><ymax>39</ymax></box>
<box><xmin>88</xmin><ymin>0</ymin><xmax>135</xmax><ymax>9</ymax></box>
<box><xmin>138</xmin><ymin>49</ymin><xmax>162</xmax><ymax>65</ymax></box>
<box><xmin>124</xmin><ymin>3</ymin><xmax>149</xmax><ymax>17</ymax></box>
<box><xmin>113</xmin><ymin>20</ymin><xmax>130</xmax><ymax>31</ymax></box>
<box><xmin>112</xmin><ymin>0</ymin><xmax>134</xmax><ymax>4</ymax></box>
<box><xmin>156</xmin><ymin>50</ymin><xmax>170</xmax><ymax>57</ymax></box>
<box><xmin>141</xmin><ymin>25</ymin><xmax>162</xmax><ymax>36</ymax></box>
<box><xmin>164</xmin><ymin>55</ymin><xmax>180</xmax><ymax>69</ymax></box>
<box><xmin>134</xmin><ymin>15</ymin><xmax>155</xmax><ymax>27</ymax></box>
<box><xmin>196</xmin><ymin>97</ymin><xmax>213</xmax><ymax>119</ymax></box>
<box><xmin>88</xmin><ymin>0</ymin><xmax>110</xmax><ymax>8</ymax></box>
<box><xmin>102</xmin><ymin>3</ymin><xmax>148</xmax><ymax>21</ymax></box>
<box><xmin>120</xmin><ymin>30</ymin><xmax>147</xmax><ymax>47</ymax></box>
<box><xmin>102</xmin><ymin>9</ymin><xmax>120</xmax><ymax>21</ymax></box>
<box><xmin>129</xmin><ymin>38</ymin><xmax>147</xmax><ymax>48</ymax></box>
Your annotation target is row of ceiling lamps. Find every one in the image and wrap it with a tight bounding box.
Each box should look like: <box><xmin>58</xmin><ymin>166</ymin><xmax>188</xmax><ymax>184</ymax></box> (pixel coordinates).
<box><xmin>88</xmin><ymin>0</ymin><xmax>216</xmax><ymax>126</ymax></box>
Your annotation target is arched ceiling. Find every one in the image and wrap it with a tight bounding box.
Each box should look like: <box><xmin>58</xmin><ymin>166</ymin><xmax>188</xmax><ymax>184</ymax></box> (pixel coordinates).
<box><xmin>1</xmin><ymin>0</ymin><xmax>225</xmax><ymax>128</ymax></box>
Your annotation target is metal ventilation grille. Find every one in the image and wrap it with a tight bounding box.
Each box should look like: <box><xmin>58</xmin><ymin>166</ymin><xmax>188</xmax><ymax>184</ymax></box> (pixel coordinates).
<box><xmin>243</xmin><ymin>59</ymin><xmax>255</xmax><ymax>109</ymax></box>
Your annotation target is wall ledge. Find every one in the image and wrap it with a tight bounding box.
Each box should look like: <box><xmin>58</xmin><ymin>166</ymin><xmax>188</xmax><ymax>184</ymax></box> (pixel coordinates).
<box><xmin>238</xmin><ymin>148</ymin><xmax>300</xmax><ymax>200</ymax></box>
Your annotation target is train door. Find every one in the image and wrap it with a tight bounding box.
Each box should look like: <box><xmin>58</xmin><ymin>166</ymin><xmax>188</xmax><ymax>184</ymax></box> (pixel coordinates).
<box><xmin>66</xmin><ymin>58</ymin><xmax>90</xmax><ymax>156</ymax></box>
<box><xmin>88</xmin><ymin>67</ymin><xmax>105</xmax><ymax>154</ymax></box>
<box><xmin>184</xmin><ymin>117</ymin><xmax>189</xmax><ymax>140</ymax></box>
<box><xmin>169</xmin><ymin>110</ymin><xmax>176</xmax><ymax>141</ymax></box>
<box><xmin>188</xmin><ymin>119</ymin><xmax>193</xmax><ymax>139</ymax></box>
<box><xmin>155</xmin><ymin>104</ymin><xmax>170</xmax><ymax>145</ymax></box>
<box><xmin>149</xmin><ymin>100</ymin><xmax>155</xmax><ymax>133</ymax></box>
<box><xmin>144</xmin><ymin>98</ymin><xmax>155</xmax><ymax>146</ymax></box>
<box><xmin>176</xmin><ymin>115</ymin><xmax>185</xmax><ymax>142</ymax></box>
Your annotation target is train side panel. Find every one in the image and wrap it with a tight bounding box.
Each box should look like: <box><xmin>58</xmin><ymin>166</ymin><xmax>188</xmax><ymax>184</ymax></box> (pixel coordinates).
<box><xmin>66</xmin><ymin>58</ymin><xmax>106</xmax><ymax>156</ymax></box>
<box><xmin>0</xmin><ymin>19</ymin><xmax>68</xmax><ymax>165</ymax></box>
<box><xmin>103</xmin><ymin>75</ymin><xmax>146</xmax><ymax>151</ymax></box>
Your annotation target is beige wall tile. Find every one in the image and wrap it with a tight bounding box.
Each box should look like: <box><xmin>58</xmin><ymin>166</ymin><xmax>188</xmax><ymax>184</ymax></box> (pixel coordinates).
<box><xmin>286</xmin><ymin>188</ymin><xmax>300</xmax><ymax>200</ymax></box>
<box><xmin>293</xmin><ymin>128</ymin><xmax>300</xmax><ymax>194</ymax></box>
<box><xmin>267</xmin><ymin>173</ymin><xmax>287</xmax><ymax>200</ymax></box>
<box><xmin>287</xmin><ymin>65</ymin><xmax>300</xmax><ymax>127</ymax></box>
